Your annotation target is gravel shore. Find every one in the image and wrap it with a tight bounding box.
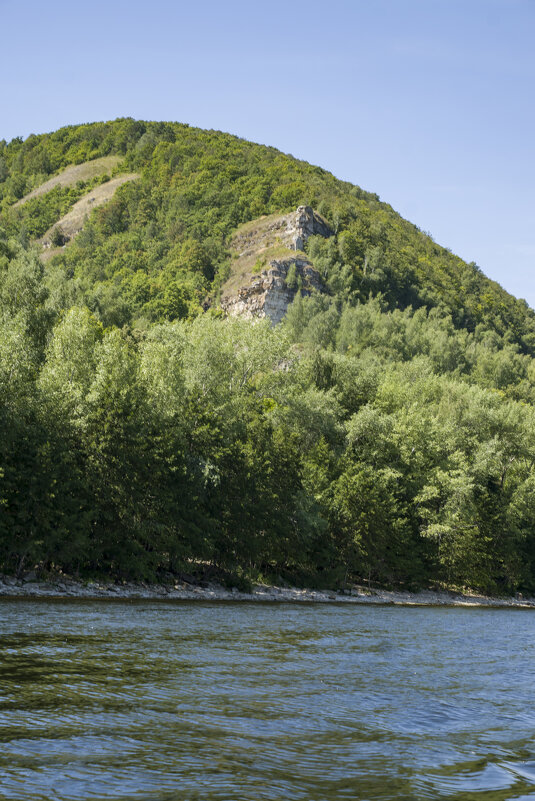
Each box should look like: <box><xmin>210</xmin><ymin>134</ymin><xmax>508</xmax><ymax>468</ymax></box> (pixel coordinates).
<box><xmin>0</xmin><ymin>575</ymin><xmax>534</xmax><ymax>607</ymax></box>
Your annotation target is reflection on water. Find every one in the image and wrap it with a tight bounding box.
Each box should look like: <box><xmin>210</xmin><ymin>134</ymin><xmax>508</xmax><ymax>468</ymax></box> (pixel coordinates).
<box><xmin>0</xmin><ymin>600</ymin><xmax>534</xmax><ymax>800</ymax></box>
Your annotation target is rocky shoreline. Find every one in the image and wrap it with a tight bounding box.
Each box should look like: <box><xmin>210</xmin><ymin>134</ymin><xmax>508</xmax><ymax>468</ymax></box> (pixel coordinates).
<box><xmin>0</xmin><ymin>574</ymin><xmax>534</xmax><ymax>607</ymax></box>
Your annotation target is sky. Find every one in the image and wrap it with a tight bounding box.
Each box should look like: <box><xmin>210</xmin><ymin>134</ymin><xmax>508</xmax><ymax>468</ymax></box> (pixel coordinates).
<box><xmin>1</xmin><ymin>0</ymin><xmax>534</xmax><ymax>305</ymax></box>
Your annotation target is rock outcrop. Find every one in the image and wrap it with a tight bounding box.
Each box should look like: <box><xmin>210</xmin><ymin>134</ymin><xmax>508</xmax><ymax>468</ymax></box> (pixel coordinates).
<box><xmin>221</xmin><ymin>256</ymin><xmax>323</xmax><ymax>325</ymax></box>
<box><xmin>221</xmin><ymin>206</ymin><xmax>332</xmax><ymax>324</ymax></box>
<box><xmin>232</xmin><ymin>205</ymin><xmax>332</xmax><ymax>257</ymax></box>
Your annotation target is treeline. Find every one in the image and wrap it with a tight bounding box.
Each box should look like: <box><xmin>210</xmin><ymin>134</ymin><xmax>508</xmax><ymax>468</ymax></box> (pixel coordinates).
<box><xmin>3</xmin><ymin>238</ymin><xmax>535</xmax><ymax>593</ymax></box>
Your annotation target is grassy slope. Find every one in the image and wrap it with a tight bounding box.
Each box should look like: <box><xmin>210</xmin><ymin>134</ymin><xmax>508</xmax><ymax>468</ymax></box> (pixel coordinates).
<box><xmin>14</xmin><ymin>155</ymin><xmax>122</xmax><ymax>206</ymax></box>
<box><xmin>39</xmin><ymin>173</ymin><xmax>139</xmax><ymax>260</ymax></box>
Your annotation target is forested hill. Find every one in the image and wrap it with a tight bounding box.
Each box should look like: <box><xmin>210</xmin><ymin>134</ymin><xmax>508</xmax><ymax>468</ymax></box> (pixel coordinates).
<box><xmin>2</xmin><ymin>117</ymin><xmax>535</xmax><ymax>594</ymax></box>
<box><xmin>1</xmin><ymin>118</ymin><xmax>534</xmax><ymax>343</ymax></box>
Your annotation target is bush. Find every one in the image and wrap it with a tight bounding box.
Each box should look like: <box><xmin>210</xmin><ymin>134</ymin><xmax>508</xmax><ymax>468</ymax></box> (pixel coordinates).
<box><xmin>50</xmin><ymin>226</ymin><xmax>68</xmax><ymax>247</ymax></box>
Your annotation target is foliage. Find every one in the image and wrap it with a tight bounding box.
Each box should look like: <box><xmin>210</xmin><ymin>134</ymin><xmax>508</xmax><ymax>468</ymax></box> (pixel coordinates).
<box><xmin>1</xmin><ymin>119</ymin><xmax>534</xmax><ymax>346</ymax></box>
<box><xmin>2</xmin><ymin>120</ymin><xmax>535</xmax><ymax>593</ymax></box>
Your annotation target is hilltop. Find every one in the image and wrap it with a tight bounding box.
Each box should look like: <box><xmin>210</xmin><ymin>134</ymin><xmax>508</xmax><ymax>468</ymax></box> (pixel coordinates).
<box><xmin>0</xmin><ymin>118</ymin><xmax>533</xmax><ymax>341</ymax></box>
<box><xmin>2</xmin><ymin>118</ymin><xmax>535</xmax><ymax>595</ymax></box>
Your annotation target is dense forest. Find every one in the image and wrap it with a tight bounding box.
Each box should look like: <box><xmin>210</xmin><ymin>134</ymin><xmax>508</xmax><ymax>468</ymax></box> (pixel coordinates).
<box><xmin>2</xmin><ymin>118</ymin><xmax>535</xmax><ymax>594</ymax></box>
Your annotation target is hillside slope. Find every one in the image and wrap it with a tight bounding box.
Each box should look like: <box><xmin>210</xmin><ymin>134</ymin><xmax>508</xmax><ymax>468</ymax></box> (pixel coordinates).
<box><xmin>13</xmin><ymin>155</ymin><xmax>121</xmax><ymax>206</ymax></box>
<box><xmin>39</xmin><ymin>172</ymin><xmax>139</xmax><ymax>261</ymax></box>
<box><xmin>2</xmin><ymin>119</ymin><xmax>535</xmax><ymax>595</ymax></box>
<box><xmin>0</xmin><ymin>119</ymin><xmax>533</xmax><ymax>345</ymax></box>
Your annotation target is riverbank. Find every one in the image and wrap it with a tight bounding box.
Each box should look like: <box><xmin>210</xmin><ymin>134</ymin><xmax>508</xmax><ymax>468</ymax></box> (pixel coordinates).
<box><xmin>0</xmin><ymin>574</ymin><xmax>534</xmax><ymax>607</ymax></box>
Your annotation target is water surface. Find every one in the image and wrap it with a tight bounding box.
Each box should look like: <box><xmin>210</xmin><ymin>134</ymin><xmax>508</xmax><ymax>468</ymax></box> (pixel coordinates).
<box><xmin>1</xmin><ymin>600</ymin><xmax>534</xmax><ymax>800</ymax></box>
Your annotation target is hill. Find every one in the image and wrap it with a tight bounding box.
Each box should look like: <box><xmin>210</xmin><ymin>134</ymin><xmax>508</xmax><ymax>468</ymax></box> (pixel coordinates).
<box><xmin>1</xmin><ymin>118</ymin><xmax>535</xmax><ymax>594</ymax></box>
<box><xmin>1</xmin><ymin>119</ymin><xmax>533</xmax><ymax>342</ymax></box>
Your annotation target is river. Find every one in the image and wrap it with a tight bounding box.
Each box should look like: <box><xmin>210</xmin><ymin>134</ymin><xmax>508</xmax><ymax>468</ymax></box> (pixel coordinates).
<box><xmin>0</xmin><ymin>599</ymin><xmax>534</xmax><ymax>800</ymax></box>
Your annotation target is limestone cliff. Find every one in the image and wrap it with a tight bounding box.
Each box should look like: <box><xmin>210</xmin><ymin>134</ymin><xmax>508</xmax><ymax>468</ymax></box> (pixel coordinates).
<box><xmin>220</xmin><ymin>206</ymin><xmax>332</xmax><ymax>324</ymax></box>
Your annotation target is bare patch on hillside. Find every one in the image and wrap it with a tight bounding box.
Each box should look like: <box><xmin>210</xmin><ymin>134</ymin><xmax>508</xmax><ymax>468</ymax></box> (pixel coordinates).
<box><xmin>223</xmin><ymin>243</ymin><xmax>304</xmax><ymax>297</ymax></box>
<box><xmin>15</xmin><ymin>156</ymin><xmax>122</xmax><ymax>206</ymax></box>
<box><xmin>219</xmin><ymin>207</ymin><xmax>331</xmax><ymax>323</ymax></box>
<box><xmin>221</xmin><ymin>206</ymin><xmax>331</xmax><ymax>298</ymax></box>
<box><xmin>39</xmin><ymin>173</ymin><xmax>139</xmax><ymax>261</ymax></box>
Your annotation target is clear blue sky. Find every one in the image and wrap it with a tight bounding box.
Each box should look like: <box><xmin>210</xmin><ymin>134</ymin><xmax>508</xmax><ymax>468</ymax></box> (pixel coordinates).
<box><xmin>1</xmin><ymin>0</ymin><xmax>534</xmax><ymax>305</ymax></box>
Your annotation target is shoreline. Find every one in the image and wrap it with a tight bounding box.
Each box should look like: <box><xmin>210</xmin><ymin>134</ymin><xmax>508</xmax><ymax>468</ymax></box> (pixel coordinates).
<box><xmin>1</xmin><ymin>575</ymin><xmax>534</xmax><ymax>607</ymax></box>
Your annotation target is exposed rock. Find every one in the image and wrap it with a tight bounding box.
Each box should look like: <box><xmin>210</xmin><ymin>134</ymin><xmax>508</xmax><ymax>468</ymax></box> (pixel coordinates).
<box><xmin>232</xmin><ymin>205</ymin><xmax>332</xmax><ymax>258</ymax></box>
<box><xmin>221</xmin><ymin>206</ymin><xmax>332</xmax><ymax>324</ymax></box>
<box><xmin>221</xmin><ymin>256</ymin><xmax>323</xmax><ymax>325</ymax></box>
<box><xmin>0</xmin><ymin>575</ymin><xmax>534</xmax><ymax>607</ymax></box>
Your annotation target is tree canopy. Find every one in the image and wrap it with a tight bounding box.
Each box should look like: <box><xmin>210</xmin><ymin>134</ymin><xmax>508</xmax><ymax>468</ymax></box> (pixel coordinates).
<box><xmin>1</xmin><ymin>119</ymin><xmax>535</xmax><ymax>594</ymax></box>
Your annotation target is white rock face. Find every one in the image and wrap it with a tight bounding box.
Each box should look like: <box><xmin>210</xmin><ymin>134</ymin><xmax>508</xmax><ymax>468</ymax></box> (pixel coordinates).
<box><xmin>222</xmin><ymin>207</ymin><xmax>332</xmax><ymax>324</ymax></box>
<box><xmin>221</xmin><ymin>257</ymin><xmax>323</xmax><ymax>325</ymax></box>
<box><xmin>291</xmin><ymin>205</ymin><xmax>333</xmax><ymax>250</ymax></box>
<box><xmin>232</xmin><ymin>205</ymin><xmax>332</xmax><ymax>259</ymax></box>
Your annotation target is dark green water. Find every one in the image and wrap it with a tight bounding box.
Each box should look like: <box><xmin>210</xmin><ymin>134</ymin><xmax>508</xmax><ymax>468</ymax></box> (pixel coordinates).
<box><xmin>1</xmin><ymin>600</ymin><xmax>535</xmax><ymax>800</ymax></box>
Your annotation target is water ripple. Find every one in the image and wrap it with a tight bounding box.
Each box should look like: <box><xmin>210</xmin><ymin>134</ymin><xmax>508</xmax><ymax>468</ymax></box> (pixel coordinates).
<box><xmin>1</xmin><ymin>601</ymin><xmax>535</xmax><ymax>799</ymax></box>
